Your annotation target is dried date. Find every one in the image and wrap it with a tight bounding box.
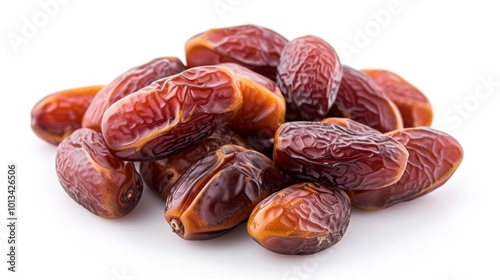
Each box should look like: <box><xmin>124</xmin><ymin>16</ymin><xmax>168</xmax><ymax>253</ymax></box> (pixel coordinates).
<box><xmin>83</xmin><ymin>57</ymin><xmax>186</xmax><ymax>132</ymax></box>
<box><xmin>321</xmin><ymin>117</ymin><xmax>381</xmax><ymax>134</ymax></box>
<box><xmin>347</xmin><ymin>127</ymin><xmax>463</xmax><ymax>210</ymax></box>
<box><xmin>140</xmin><ymin>126</ymin><xmax>248</xmax><ymax>200</ymax></box>
<box><xmin>327</xmin><ymin>65</ymin><xmax>403</xmax><ymax>132</ymax></box>
<box><xmin>55</xmin><ymin>128</ymin><xmax>143</xmax><ymax>218</ymax></box>
<box><xmin>31</xmin><ymin>85</ymin><xmax>104</xmax><ymax>145</ymax></box>
<box><xmin>185</xmin><ymin>25</ymin><xmax>288</xmax><ymax>80</ymax></box>
<box><xmin>277</xmin><ymin>35</ymin><xmax>342</xmax><ymax>121</ymax></box>
<box><xmin>247</xmin><ymin>182</ymin><xmax>351</xmax><ymax>255</ymax></box>
<box><xmin>165</xmin><ymin>144</ymin><xmax>283</xmax><ymax>240</ymax></box>
<box><xmin>273</xmin><ymin>122</ymin><xmax>409</xmax><ymax>190</ymax></box>
<box><xmin>101</xmin><ymin>66</ymin><xmax>243</xmax><ymax>161</ymax></box>
<box><xmin>219</xmin><ymin>62</ymin><xmax>286</xmax><ymax>138</ymax></box>
<box><xmin>362</xmin><ymin>69</ymin><xmax>433</xmax><ymax>127</ymax></box>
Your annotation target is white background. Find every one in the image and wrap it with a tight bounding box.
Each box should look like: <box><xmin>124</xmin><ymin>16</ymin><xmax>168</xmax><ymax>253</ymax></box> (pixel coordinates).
<box><xmin>1</xmin><ymin>0</ymin><xmax>499</xmax><ymax>279</ymax></box>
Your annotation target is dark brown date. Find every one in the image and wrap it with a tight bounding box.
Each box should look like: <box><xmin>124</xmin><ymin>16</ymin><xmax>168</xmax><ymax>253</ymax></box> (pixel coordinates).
<box><xmin>347</xmin><ymin>127</ymin><xmax>463</xmax><ymax>210</ymax></box>
<box><xmin>321</xmin><ymin>117</ymin><xmax>381</xmax><ymax>134</ymax></box>
<box><xmin>273</xmin><ymin>122</ymin><xmax>409</xmax><ymax>190</ymax></box>
<box><xmin>327</xmin><ymin>65</ymin><xmax>403</xmax><ymax>132</ymax></box>
<box><xmin>185</xmin><ymin>25</ymin><xmax>288</xmax><ymax>80</ymax></box>
<box><xmin>101</xmin><ymin>66</ymin><xmax>243</xmax><ymax>161</ymax></box>
<box><xmin>277</xmin><ymin>35</ymin><xmax>342</xmax><ymax>121</ymax></box>
<box><xmin>247</xmin><ymin>182</ymin><xmax>351</xmax><ymax>255</ymax></box>
<box><xmin>55</xmin><ymin>128</ymin><xmax>143</xmax><ymax>218</ymax></box>
<box><xmin>31</xmin><ymin>85</ymin><xmax>103</xmax><ymax>145</ymax></box>
<box><xmin>140</xmin><ymin>126</ymin><xmax>249</xmax><ymax>200</ymax></box>
<box><xmin>165</xmin><ymin>144</ymin><xmax>283</xmax><ymax>240</ymax></box>
<box><xmin>82</xmin><ymin>57</ymin><xmax>186</xmax><ymax>132</ymax></box>
<box><xmin>218</xmin><ymin>63</ymin><xmax>286</xmax><ymax>138</ymax></box>
<box><xmin>362</xmin><ymin>69</ymin><xmax>433</xmax><ymax>127</ymax></box>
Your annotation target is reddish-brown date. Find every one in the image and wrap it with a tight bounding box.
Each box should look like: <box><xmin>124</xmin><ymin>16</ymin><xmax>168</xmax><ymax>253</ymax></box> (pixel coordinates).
<box><xmin>101</xmin><ymin>66</ymin><xmax>243</xmax><ymax>161</ymax></box>
<box><xmin>165</xmin><ymin>144</ymin><xmax>283</xmax><ymax>240</ymax></box>
<box><xmin>247</xmin><ymin>182</ymin><xmax>351</xmax><ymax>255</ymax></box>
<box><xmin>31</xmin><ymin>85</ymin><xmax>104</xmax><ymax>145</ymax></box>
<box><xmin>55</xmin><ymin>128</ymin><xmax>143</xmax><ymax>218</ymax></box>
<box><xmin>321</xmin><ymin>117</ymin><xmax>381</xmax><ymax>134</ymax></box>
<box><xmin>218</xmin><ymin>63</ymin><xmax>285</xmax><ymax>138</ymax></box>
<box><xmin>277</xmin><ymin>35</ymin><xmax>342</xmax><ymax>121</ymax></box>
<box><xmin>347</xmin><ymin>127</ymin><xmax>463</xmax><ymax>210</ymax></box>
<box><xmin>185</xmin><ymin>25</ymin><xmax>288</xmax><ymax>80</ymax></box>
<box><xmin>82</xmin><ymin>57</ymin><xmax>186</xmax><ymax>132</ymax></box>
<box><xmin>327</xmin><ymin>65</ymin><xmax>403</xmax><ymax>132</ymax></box>
<box><xmin>273</xmin><ymin>122</ymin><xmax>409</xmax><ymax>190</ymax></box>
<box><xmin>140</xmin><ymin>126</ymin><xmax>249</xmax><ymax>200</ymax></box>
<box><xmin>362</xmin><ymin>69</ymin><xmax>433</xmax><ymax>127</ymax></box>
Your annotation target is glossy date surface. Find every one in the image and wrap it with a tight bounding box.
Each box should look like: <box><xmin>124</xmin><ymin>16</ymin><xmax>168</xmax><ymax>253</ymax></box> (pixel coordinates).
<box><xmin>327</xmin><ymin>65</ymin><xmax>403</xmax><ymax>132</ymax></box>
<box><xmin>273</xmin><ymin>122</ymin><xmax>409</xmax><ymax>190</ymax></box>
<box><xmin>347</xmin><ymin>127</ymin><xmax>463</xmax><ymax>210</ymax></box>
<box><xmin>102</xmin><ymin>66</ymin><xmax>243</xmax><ymax>161</ymax></box>
<box><xmin>362</xmin><ymin>69</ymin><xmax>433</xmax><ymax>127</ymax></box>
<box><xmin>55</xmin><ymin>128</ymin><xmax>143</xmax><ymax>218</ymax></box>
<box><xmin>165</xmin><ymin>144</ymin><xmax>283</xmax><ymax>240</ymax></box>
<box><xmin>219</xmin><ymin>62</ymin><xmax>286</xmax><ymax>138</ymax></box>
<box><xmin>185</xmin><ymin>24</ymin><xmax>288</xmax><ymax>80</ymax></box>
<box><xmin>247</xmin><ymin>182</ymin><xmax>351</xmax><ymax>255</ymax></box>
<box><xmin>31</xmin><ymin>85</ymin><xmax>103</xmax><ymax>145</ymax></box>
<box><xmin>140</xmin><ymin>127</ymin><xmax>248</xmax><ymax>200</ymax></box>
<box><xmin>277</xmin><ymin>35</ymin><xmax>342</xmax><ymax>121</ymax></box>
<box><xmin>83</xmin><ymin>57</ymin><xmax>186</xmax><ymax>132</ymax></box>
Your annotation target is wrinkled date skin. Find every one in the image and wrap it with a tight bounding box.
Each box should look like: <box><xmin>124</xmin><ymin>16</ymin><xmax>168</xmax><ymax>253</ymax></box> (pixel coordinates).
<box><xmin>347</xmin><ymin>127</ymin><xmax>463</xmax><ymax>210</ymax></box>
<box><xmin>277</xmin><ymin>35</ymin><xmax>342</xmax><ymax>121</ymax></box>
<box><xmin>31</xmin><ymin>85</ymin><xmax>104</xmax><ymax>145</ymax></box>
<box><xmin>140</xmin><ymin>127</ymin><xmax>249</xmax><ymax>200</ymax></box>
<box><xmin>219</xmin><ymin>63</ymin><xmax>286</xmax><ymax>138</ymax></box>
<box><xmin>362</xmin><ymin>69</ymin><xmax>433</xmax><ymax>127</ymax></box>
<box><xmin>247</xmin><ymin>182</ymin><xmax>351</xmax><ymax>255</ymax></box>
<box><xmin>102</xmin><ymin>66</ymin><xmax>243</xmax><ymax>161</ymax></box>
<box><xmin>55</xmin><ymin>128</ymin><xmax>143</xmax><ymax>218</ymax></box>
<box><xmin>83</xmin><ymin>57</ymin><xmax>186</xmax><ymax>132</ymax></box>
<box><xmin>185</xmin><ymin>24</ymin><xmax>288</xmax><ymax>80</ymax></box>
<box><xmin>273</xmin><ymin>122</ymin><xmax>409</xmax><ymax>190</ymax></box>
<box><xmin>165</xmin><ymin>144</ymin><xmax>283</xmax><ymax>240</ymax></box>
<box><xmin>327</xmin><ymin>65</ymin><xmax>403</xmax><ymax>133</ymax></box>
<box><xmin>321</xmin><ymin>117</ymin><xmax>381</xmax><ymax>135</ymax></box>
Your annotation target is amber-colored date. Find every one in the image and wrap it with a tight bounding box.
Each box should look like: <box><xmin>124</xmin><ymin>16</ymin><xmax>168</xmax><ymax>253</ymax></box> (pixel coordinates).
<box><xmin>362</xmin><ymin>69</ymin><xmax>433</xmax><ymax>127</ymax></box>
<box><xmin>55</xmin><ymin>128</ymin><xmax>143</xmax><ymax>218</ymax></box>
<box><xmin>82</xmin><ymin>57</ymin><xmax>186</xmax><ymax>132</ymax></box>
<box><xmin>218</xmin><ymin>63</ymin><xmax>286</xmax><ymax>138</ymax></box>
<box><xmin>321</xmin><ymin>117</ymin><xmax>381</xmax><ymax>134</ymax></box>
<box><xmin>165</xmin><ymin>144</ymin><xmax>283</xmax><ymax>240</ymax></box>
<box><xmin>140</xmin><ymin>126</ymin><xmax>248</xmax><ymax>200</ymax></box>
<box><xmin>347</xmin><ymin>127</ymin><xmax>463</xmax><ymax>210</ymax></box>
<box><xmin>102</xmin><ymin>66</ymin><xmax>243</xmax><ymax>161</ymax></box>
<box><xmin>277</xmin><ymin>35</ymin><xmax>342</xmax><ymax>121</ymax></box>
<box><xmin>327</xmin><ymin>65</ymin><xmax>403</xmax><ymax>133</ymax></box>
<box><xmin>31</xmin><ymin>85</ymin><xmax>104</xmax><ymax>145</ymax></box>
<box><xmin>185</xmin><ymin>24</ymin><xmax>288</xmax><ymax>80</ymax></box>
<box><xmin>247</xmin><ymin>182</ymin><xmax>351</xmax><ymax>255</ymax></box>
<box><xmin>273</xmin><ymin>122</ymin><xmax>409</xmax><ymax>190</ymax></box>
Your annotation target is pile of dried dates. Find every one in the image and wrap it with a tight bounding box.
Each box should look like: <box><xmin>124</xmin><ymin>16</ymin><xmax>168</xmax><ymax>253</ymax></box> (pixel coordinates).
<box><xmin>31</xmin><ymin>25</ymin><xmax>463</xmax><ymax>255</ymax></box>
